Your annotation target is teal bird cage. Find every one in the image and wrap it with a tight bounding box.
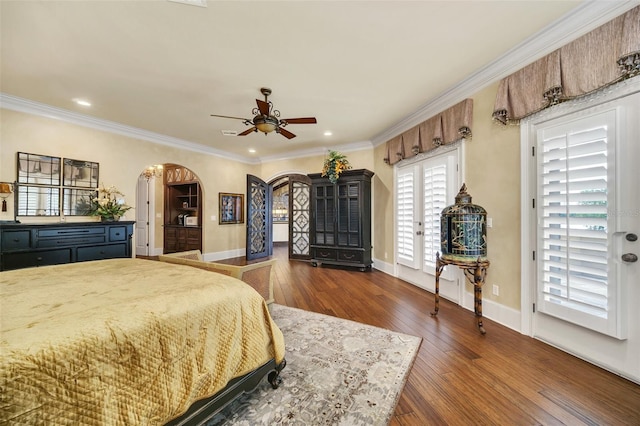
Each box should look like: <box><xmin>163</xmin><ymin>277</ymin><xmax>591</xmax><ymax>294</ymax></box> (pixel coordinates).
<box><xmin>440</xmin><ymin>184</ymin><xmax>487</xmax><ymax>261</ymax></box>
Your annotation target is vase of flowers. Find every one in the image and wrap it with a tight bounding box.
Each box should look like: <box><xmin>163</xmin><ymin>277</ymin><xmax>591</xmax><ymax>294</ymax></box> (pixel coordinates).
<box><xmin>321</xmin><ymin>150</ymin><xmax>352</xmax><ymax>184</ymax></box>
<box><xmin>88</xmin><ymin>184</ymin><xmax>131</xmax><ymax>222</ymax></box>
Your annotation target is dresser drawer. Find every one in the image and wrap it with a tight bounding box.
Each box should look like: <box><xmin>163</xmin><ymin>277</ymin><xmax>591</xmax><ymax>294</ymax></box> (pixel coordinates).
<box><xmin>2</xmin><ymin>230</ymin><xmax>32</xmax><ymax>251</ymax></box>
<box><xmin>38</xmin><ymin>235</ymin><xmax>105</xmax><ymax>248</ymax></box>
<box><xmin>313</xmin><ymin>248</ymin><xmax>337</xmax><ymax>261</ymax></box>
<box><xmin>77</xmin><ymin>244</ymin><xmax>127</xmax><ymax>262</ymax></box>
<box><xmin>337</xmin><ymin>249</ymin><xmax>363</xmax><ymax>263</ymax></box>
<box><xmin>109</xmin><ymin>226</ymin><xmax>128</xmax><ymax>242</ymax></box>
<box><xmin>39</xmin><ymin>227</ymin><xmax>106</xmax><ymax>238</ymax></box>
<box><xmin>3</xmin><ymin>249</ymin><xmax>72</xmax><ymax>270</ymax></box>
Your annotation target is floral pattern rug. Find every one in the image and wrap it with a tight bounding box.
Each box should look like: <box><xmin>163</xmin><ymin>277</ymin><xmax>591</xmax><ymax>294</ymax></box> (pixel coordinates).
<box><xmin>207</xmin><ymin>304</ymin><xmax>422</xmax><ymax>425</ymax></box>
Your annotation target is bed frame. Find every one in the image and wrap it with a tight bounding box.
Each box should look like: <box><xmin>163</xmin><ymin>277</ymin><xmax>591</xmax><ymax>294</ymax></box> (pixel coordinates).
<box><xmin>165</xmin><ymin>358</ymin><xmax>286</xmax><ymax>425</ymax></box>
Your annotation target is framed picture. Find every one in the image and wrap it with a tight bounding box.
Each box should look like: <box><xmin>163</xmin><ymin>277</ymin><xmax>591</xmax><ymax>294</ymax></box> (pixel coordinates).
<box><xmin>219</xmin><ymin>192</ymin><xmax>244</xmax><ymax>224</ymax></box>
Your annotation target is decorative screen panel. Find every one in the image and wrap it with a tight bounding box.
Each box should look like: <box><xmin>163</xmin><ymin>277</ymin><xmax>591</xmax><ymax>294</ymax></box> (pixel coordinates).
<box><xmin>291</xmin><ymin>181</ymin><xmax>310</xmax><ymax>256</ymax></box>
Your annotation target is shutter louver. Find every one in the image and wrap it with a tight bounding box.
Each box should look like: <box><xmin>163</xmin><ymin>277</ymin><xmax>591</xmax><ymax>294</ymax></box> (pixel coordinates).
<box><xmin>396</xmin><ymin>169</ymin><xmax>415</xmax><ymax>265</ymax></box>
<box><xmin>423</xmin><ymin>164</ymin><xmax>447</xmax><ymax>268</ymax></box>
<box><xmin>538</xmin><ymin>121</ymin><xmax>612</xmax><ymax>328</ymax></box>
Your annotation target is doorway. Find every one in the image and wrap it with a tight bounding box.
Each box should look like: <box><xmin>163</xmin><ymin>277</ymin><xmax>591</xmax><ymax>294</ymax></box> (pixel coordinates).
<box><xmin>135</xmin><ymin>173</ymin><xmax>157</xmax><ymax>256</ymax></box>
<box><xmin>522</xmin><ymin>83</ymin><xmax>640</xmax><ymax>383</ymax></box>
<box><xmin>265</xmin><ymin>173</ymin><xmax>312</xmax><ymax>260</ymax></box>
<box><xmin>395</xmin><ymin>147</ymin><xmax>462</xmax><ymax>302</ymax></box>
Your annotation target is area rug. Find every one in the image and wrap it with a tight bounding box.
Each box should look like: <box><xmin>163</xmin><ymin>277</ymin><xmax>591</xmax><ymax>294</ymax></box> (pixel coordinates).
<box><xmin>206</xmin><ymin>304</ymin><xmax>422</xmax><ymax>426</ymax></box>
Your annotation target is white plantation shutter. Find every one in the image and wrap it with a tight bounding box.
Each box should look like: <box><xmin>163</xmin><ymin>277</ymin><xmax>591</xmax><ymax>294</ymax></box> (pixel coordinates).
<box><xmin>423</xmin><ymin>164</ymin><xmax>447</xmax><ymax>268</ymax></box>
<box><xmin>536</xmin><ymin>110</ymin><xmax>621</xmax><ymax>337</ymax></box>
<box><xmin>397</xmin><ymin>167</ymin><xmax>417</xmax><ymax>268</ymax></box>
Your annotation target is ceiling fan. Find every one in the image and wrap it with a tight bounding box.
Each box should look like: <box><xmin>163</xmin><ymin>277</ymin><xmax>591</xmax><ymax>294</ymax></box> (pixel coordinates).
<box><xmin>210</xmin><ymin>88</ymin><xmax>317</xmax><ymax>139</ymax></box>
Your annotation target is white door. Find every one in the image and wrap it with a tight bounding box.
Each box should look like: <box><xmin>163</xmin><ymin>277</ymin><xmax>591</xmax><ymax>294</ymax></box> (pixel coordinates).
<box><xmin>529</xmin><ymin>89</ymin><xmax>640</xmax><ymax>383</ymax></box>
<box><xmin>136</xmin><ymin>175</ymin><xmax>149</xmax><ymax>256</ymax></box>
<box><xmin>396</xmin><ymin>148</ymin><xmax>461</xmax><ymax>301</ymax></box>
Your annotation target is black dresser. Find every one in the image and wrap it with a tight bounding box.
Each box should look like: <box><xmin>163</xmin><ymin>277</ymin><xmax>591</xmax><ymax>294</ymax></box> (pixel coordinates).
<box><xmin>308</xmin><ymin>169</ymin><xmax>374</xmax><ymax>271</ymax></box>
<box><xmin>0</xmin><ymin>221</ymin><xmax>134</xmax><ymax>271</ymax></box>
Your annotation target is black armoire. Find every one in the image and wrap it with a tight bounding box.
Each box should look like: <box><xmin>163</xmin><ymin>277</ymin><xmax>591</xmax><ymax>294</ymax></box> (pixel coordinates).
<box><xmin>308</xmin><ymin>168</ymin><xmax>374</xmax><ymax>271</ymax></box>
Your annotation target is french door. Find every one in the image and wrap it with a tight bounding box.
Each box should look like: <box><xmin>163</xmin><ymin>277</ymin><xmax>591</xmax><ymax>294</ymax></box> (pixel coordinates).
<box><xmin>396</xmin><ymin>148</ymin><xmax>461</xmax><ymax>301</ymax></box>
<box><xmin>525</xmin><ymin>86</ymin><xmax>640</xmax><ymax>383</ymax></box>
<box><xmin>288</xmin><ymin>174</ymin><xmax>312</xmax><ymax>260</ymax></box>
<box><xmin>246</xmin><ymin>174</ymin><xmax>272</xmax><ymax>261</ymax></box>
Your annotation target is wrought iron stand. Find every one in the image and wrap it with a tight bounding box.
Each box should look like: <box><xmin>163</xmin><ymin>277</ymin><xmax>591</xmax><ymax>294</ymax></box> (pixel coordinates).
<box><xmin>430</xmin><ymin>253</ymin><xmax>490</xmax><ymax>334</ymax></box>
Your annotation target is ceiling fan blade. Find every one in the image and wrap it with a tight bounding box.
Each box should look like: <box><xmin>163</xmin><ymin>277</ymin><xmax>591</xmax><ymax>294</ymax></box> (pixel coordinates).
<box><xmin>210</xmin><ymin>114</ymin><xmax>251</xmax><ymax>121</ymax></box>
<box><xmin>281</xmin><ymin>117</ymin><xmax>317</xmax><ymax>125</ymax></box>
<box><xmin>278</xmin><ymin>127</ymin><xmax>296</xmax><ymax>139</ymax></box>
<box><xmin>256</xmin><ymin>99</ymin><xmax>270</xmax><ymax>116</ymax></box>
<box><xmin>238</xmin><ymin>127</ymin><xmax>257</xmax><ymax>136</ymax></box>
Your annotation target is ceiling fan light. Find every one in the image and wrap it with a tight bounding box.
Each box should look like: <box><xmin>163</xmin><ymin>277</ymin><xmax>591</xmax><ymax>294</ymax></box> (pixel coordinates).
<box><xmin>254</xmin><ymin>116</ymin><xmax>278</xmax><ymax>133</ymax></box>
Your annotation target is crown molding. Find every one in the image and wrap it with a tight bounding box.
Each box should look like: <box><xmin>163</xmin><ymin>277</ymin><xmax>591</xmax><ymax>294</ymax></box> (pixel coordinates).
<box><xmin>257</xmin><ymin>140</ymin><xmax>373</xmax><ymax>163</ymax></box>
<box><xmin>370</xmin><ymin>0</ymin><xmax>640</xmax><ymax>147</ymax></box>
<box><xmin>0</xmin><ymin>93</ymin><xmax>259</xmax><ymax>164</ymax></box>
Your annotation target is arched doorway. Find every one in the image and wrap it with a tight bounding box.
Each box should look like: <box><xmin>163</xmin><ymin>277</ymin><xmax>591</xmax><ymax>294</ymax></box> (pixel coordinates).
<box><xmin>135</xmin><ymin>163</ymin><xmax>203</xmax><ymax>257</ymax></box>
<box><xmin>162</xmin><ymin>164</ymin><xmax>203</xmax><ymax>254</ymax></box>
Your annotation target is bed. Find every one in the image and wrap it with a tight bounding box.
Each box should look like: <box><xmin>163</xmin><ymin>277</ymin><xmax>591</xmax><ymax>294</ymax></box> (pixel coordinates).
<box><xmin>0</xmin><ymin>258</ymin><xmax>286</xmax><ymax>425</ymax></box>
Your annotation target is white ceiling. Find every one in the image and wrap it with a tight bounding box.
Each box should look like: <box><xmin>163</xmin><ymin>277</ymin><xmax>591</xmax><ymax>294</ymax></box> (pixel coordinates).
<box><xmin>1</xmin><ymin>1</ymin><xmax>635</xmax><ymax>162</ymax></box>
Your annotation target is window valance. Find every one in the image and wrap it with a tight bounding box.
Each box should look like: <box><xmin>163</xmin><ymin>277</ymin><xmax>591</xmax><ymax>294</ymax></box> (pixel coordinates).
<box><xmin>384</xmin><ymin>98</ymin><xmax>472</xmax><ymax>165</ymax></box>
<box><xmin>493</xmin><ymin>5</ymin><xmax>640</xmax><ymax>124</ymax></box>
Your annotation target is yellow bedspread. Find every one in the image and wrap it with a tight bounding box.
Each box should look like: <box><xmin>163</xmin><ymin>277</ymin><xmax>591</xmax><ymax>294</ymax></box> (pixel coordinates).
<box><xmin>0</xmin><ymin>258</ymin><xmax>285</xmax><ymax>425</ymax></box>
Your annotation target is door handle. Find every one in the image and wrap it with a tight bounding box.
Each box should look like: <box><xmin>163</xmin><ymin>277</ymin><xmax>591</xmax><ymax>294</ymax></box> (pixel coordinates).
<box><xmin>621</xmin><ymin>253</ymin><xmax>638</xmax><ymax>263</ymax></box>
<box><xmin>625</xmin><ymin>233</ymin><xmax>638</xmax><ymax>242</ymax></box>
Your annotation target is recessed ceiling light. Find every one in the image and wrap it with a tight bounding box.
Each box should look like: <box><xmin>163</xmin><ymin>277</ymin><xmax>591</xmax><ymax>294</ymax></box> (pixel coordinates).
<box><xmin>324</xmin><ymin>131</ymin><xmax>333</xmax><ymax>136</ymax></box>
<box><xmin>248</xmin><ymin>149</ymin><xmax>256</xmax><ymax>153</ymax></box>
<box><xmin>74</xmin><ymin>99</ymin><xmax>91</xmax><ymax>107</ymax></box>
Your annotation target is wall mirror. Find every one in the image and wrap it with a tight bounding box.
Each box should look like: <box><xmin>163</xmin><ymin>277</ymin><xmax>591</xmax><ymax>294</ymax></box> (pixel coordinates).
<box><xmin>17</xmin><ymin>152</ymin><xmax>61</xmax><ymax>216</ymax></box>
<box><xmin>63</xmin><ymin>188</ymin><xmax>96</xmax><ymax>216</ymax></box>
<box><xmin>16</xmin><ymin>152</ymin><xmax>99</xmax><ymax>217</ymax></box>
<box><xmin>17</xmin><ymin>186</ymin><xmax>60</xmax><ymax>216</ymax></box>
<box><xmin>63</xmin><ymin>158</ymin><xmax>99</xmax><ymax>188</ymax></box>
<box><xmin>17</xmin><ymin>152</ymin><xmax>61</xmax><ymax>185</ymax></box>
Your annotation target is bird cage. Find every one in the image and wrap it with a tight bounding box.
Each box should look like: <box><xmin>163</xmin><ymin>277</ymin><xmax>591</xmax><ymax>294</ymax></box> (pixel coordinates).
<box><xmin>440</xmin><ymin>184</ymin><xmax>487</xmax><ymax>261</ymax></box>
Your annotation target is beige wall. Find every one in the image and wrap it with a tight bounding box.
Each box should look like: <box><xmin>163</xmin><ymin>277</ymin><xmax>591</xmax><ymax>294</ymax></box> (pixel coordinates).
<box><xmin>0</xmin><ymin>109</ymin><xmax>258</xmax><ymax>253</ymax></box>
<box><xmin>371</xmin><ymin>82</ymin><xmax>522</xmax><ymax>310</ymax></box>
<box><xmin>466</xmin><ymin>82</ymin><xmax>521</xmax><ymax>309</ymax></box>
<box><xmin>260</xmin><ymin>150</ymin><xmax>374</xmax><ymax>181</ymax></box>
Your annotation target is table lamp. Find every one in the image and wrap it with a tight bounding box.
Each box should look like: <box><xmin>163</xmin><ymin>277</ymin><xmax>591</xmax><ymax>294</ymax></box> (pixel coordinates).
<box><xmin>0</xmin><ymin>183</ymin><xmax>13</xmax><ymax>212</ymax></box>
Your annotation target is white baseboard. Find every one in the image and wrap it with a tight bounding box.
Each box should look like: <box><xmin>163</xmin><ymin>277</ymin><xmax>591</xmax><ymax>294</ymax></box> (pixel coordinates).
<box><xmin>460</xmin><ymin>291</ymin><xmax>522</xmax><ymax>333</ymax></box>
<box><xmin>372</xmin><ymin>257</ymin><xmax>522</xmax><ymax>333</ymax></box>
<box><xmin>150</xmin><ymin>247</ymin><xmax>164</xmax><ymax>256</ymax></box>
<box><xmin>371</xmin><ymin>257</ymin><xmax>394</xmax><ymax>275</ymax></box>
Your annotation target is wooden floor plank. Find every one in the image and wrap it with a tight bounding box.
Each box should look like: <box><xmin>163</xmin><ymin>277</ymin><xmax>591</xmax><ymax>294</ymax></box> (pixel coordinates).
<box><xmin>243</xmin><ymin>244</ymin><xmax>640</xmax><ymax>425</ymax></box>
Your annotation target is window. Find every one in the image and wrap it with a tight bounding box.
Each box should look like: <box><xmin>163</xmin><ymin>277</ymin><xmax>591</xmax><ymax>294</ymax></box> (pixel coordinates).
<box><xmin>423</xmin><ymin>163</ymin><xmax>447</xmax><ymax>269</ymax></box>
<box><xmin>396</xmin><ymin>166</ymin><xmax>417</xmax><ymax>268</ymax></box>
<box><xmin>536</xmin><ymin>109</ymin><xmax>621</xmax><ymax>337</ymax></box>
<box><xmin>395</xmin><ymin>148</ymin><xmax>458</xmax><ymax>275</ymax></box>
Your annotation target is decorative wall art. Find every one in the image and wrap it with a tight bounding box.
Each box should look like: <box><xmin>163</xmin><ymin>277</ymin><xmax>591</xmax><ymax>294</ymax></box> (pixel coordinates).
<box><xmin>219</xmin><ymin>193</ymin><xmax>244</xmax><ymax>224</ymax></box>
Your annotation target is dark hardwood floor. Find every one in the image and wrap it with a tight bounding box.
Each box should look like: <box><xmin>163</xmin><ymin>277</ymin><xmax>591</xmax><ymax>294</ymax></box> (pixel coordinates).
<box><xmin>267</xmin><ymin>243</ymin><xmax>640</xmax><ymax>425</ymax></box>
